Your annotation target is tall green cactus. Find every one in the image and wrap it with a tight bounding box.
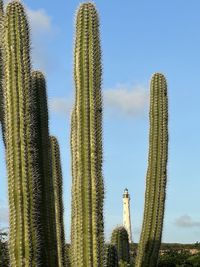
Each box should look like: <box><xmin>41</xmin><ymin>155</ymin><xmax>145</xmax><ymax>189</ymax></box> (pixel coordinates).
<box><xmin>105</xmin><ymin>244</ymin><xmax>118</xmax><ymax>267</ymax></box>
<box><xmin>3</xmin><ymin>2</ymin><xmax>40</xmax><ymax>266</ymax></box>
<box><xmin>111</xmin><ymin>227</ymin><xmax>130</xmax><ymax>265</ymax></box>
<box><xmin>50</xmin><ymin>136</ymin><xmax>66</xmax><ymax>267</ymax></box>
<box><xmin>31</xmin><ymin>71</ymin><xmax>58</xmax><ymax>266</ymax></box>
<box><xmin>135</xmin><ymin>73</ymin><xmax>168</xmax><ymax>267</ymax></box>
<box><xmin>0</xmin><ymin>0</ymin><xmax>4</xmax><ymax>142</ymax></box>
<box><xmin>71</xmin><ymin>2</ymin><xmax>104</xmax><ymax>266</ymax></box>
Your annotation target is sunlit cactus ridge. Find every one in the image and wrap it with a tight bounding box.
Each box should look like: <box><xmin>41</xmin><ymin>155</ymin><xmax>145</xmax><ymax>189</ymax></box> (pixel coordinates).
<box><xmin>70</xmin><ymin>2</ymin><xmax>104</xmax><ymax>267</ymax></box>
<box><xmin>4</xmin><ymin>2</ymin><xmax>40</xmax><ymax>266</ymax></box>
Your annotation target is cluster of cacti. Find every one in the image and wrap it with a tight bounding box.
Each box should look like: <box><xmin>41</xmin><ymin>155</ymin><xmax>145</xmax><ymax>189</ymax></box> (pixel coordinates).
<box><xmin>104</xmin><ymin>244</ymin><xmax>118</xmax><ymax>267</ymax></box>
<box><xmin>135</xmin><ymin>73</ymin><xmax>168</xmax><ymax>267</ymax></box>
<box><xmin>70</xmin><ymin>3</ymin><xmax>104</xmax><ymax>267</ymax></box>
<box><xmin>2</xmin><ymin>1</ymin><xmax>65</xmax><ymax>266</ymax></box>
<box><xmin>0</xmin><ymin>0</ymin><xmax>169</xmax><ymax>266</ymax></box>
<box><xmin>111</xmin><ymin>227</ymin><xmax>130</xmax><ymax>266</ymax></box>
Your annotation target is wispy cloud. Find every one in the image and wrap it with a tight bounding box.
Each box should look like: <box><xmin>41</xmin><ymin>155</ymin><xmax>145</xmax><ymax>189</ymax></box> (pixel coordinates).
<box><xmin>175</xmin><ymin>215</ymin><xmax>200</xmax><ymax>228</ymax></box>
<box><xmin>0</xmin><ymin>206</ymin><xmax>9</xmax><ymax>225</ymax></box>
<box><xmin>27</xmin><ymin>7</ymin><xmax>57</xmax><ymax>73</ymax></box>
<box><xmin>104</xmin><ymin>85</ymin><xmax>148</xmax><ymax>117</ymax></box>
<box><xmin>49</xmin><ymin>97</ymin><xmax>73</xmax><ymax>116</ymax></box>
<box><xmin>28</xmin><ymin>8</ymin><xmax>53</xmax><ymax>35</ymax></box>
<box><xmin>4</xmin><ymin>2</ymin><xmax>56</xmax><ymax>72</ymax></box>
<box><xmin>49</xmin><ymin>85</ymin><xmax>149</xmax><ymax>118</ymax></box>
<box><xmin>5</xmin><ymin>2</ymin><xmax>53</xmax><ymax>34</ymax></box>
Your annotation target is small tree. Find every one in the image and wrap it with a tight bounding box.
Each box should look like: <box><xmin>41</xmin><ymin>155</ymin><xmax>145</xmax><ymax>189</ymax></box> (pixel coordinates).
<box><xmin>0</xmin><ymin>229</ymin><xmax>9</xmax><ymax>267</ymax></box>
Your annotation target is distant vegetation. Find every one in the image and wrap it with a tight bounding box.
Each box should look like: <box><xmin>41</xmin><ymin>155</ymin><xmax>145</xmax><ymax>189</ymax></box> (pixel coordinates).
<box><xmin>0</xmin><ymin>229</ymin><xmax>9</xmax><ymax>267</ymax></box>
<box><xmin>1</xmin><ymin>229</ymin><xmax>200</xmax><ymax>267</ymax></box>
<box><xmin>158</xmin><ymin>249</ymin><xmax>200</xmax><ymax>267</ymax></box>
<box><xmin>129</xmin><ymin>243</ymin><xmax>200</xmax><ymax>266</ymax></box>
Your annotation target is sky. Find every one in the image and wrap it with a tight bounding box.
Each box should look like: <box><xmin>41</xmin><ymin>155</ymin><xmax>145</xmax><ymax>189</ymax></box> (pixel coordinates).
<box><xmin>0</xmin><ymin>0</ymin><xmax>200</xmax><ymax>244</ymax></box>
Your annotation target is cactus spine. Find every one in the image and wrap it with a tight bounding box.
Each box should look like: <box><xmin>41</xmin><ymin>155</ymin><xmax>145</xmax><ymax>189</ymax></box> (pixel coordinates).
<box><xmin>3</xmin><ymin>2</ymin><xmax>40</xmax><ymax>266</ymax></box>
<box><xmin>105</xmin><ymin>244</ymin><xmax>118</xmax><ymax>267</ymax></box>
<box><xmin>111</xmin><ymin>227</ymin><xmax>130</xmax><ymax>265</ymax></box>
<box><xmin>31</xmin><ymin>71</ymin><xmax>58</xmax><ymax>266</ymax></box>
<box><xmin>71</xmin><ymin>3</ymin><xmax>104</xmax><ymax>267</ymax></box>
<box><xmin>135</xmin><ymin>73</ymin><xmax>168</xmax><ymax>267</ymax></box>
<box><xmin>50</xmin><ymin>136</ymin><xmax>66</xmax><ymax>267</ymax></box>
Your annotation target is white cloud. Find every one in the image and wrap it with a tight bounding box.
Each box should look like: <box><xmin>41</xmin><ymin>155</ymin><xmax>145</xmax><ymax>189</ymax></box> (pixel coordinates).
<box><xmin>4</xmin><ymin>1</ymin><xmax>53</xmax><ymax>34</ymax></box>
<box><xmin>4</xmin><ymin>2</ymin><xmax>56</xmax><ymax>72</ymax></box>
<box><xmin>104</xmin><ymin>85</ymin><xmax>149</xmax><ymax>117</ymax></box>
<box><xmin>49</xmin><ymin>97</ymin><xmax>73</xmax><ymax>116</ymax></box>
<box><xmin>27</xmin><ymin>8</ymin><xmax>53</xmax><ymax>35</ymax></box>
<box><xmin>49</xmin><ymin>85</ymin><xmax>149</xmax><ymax>118</ymax></box>
<box><xmin>27</xmin><ymin>6</ymin><xmax>55</xmax><ymax>72</ymax></box>
<box><xmin>175</xmin><ymin>215</ymin><xmax>200</xmax><ymax>228</ymax></box>
<box><xmin>4</xmin><ymin>2</ymin><xmax>53</xmax><ymax>33</ymax></box>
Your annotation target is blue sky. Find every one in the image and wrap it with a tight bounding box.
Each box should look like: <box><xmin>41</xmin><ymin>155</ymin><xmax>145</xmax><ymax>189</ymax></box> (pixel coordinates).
<box><xmin>0</xmin><ymin>0</ymin><xmax>200</xmax><ymax>244</ymax></box>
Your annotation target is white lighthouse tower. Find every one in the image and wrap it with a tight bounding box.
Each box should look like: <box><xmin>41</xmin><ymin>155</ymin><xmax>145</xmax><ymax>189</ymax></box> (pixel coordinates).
<box><xmin>123</xmin><ymin>188</ymin><xmax>133</xmax><ymax>243</ymax></box>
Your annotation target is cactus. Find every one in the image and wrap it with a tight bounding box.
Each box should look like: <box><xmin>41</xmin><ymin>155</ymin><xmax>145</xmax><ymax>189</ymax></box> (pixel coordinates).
<box><xmin>70</xmin><ymin>2</ymin><xmax>104</xmax><ymax>267</ymax></box>
<box><xmin>0</xmin><ymin>0</ymin><xmax>5</xmax><ymax>142</ymax></box>
<box><xmin>65</xmin><ymin>244</ymin><xmax>71</xmax><ymax>267</ymax></box>
<box><xmin>118</xmin><ymin>260</ymin><xmax>129</xmax><ymax>267</ymax></box>
<box><xmin>31</xmin><ymin>71</ymin><xmax>58</xmax><ymax>266</ymax></box>
<box><xmin>135</xmin><ymin>73</ymin><xmax>168</xmax><ymax>267</ymax></box>
<box><xmin>3</xmin><ymin>2</ymin><xmax>41</xmax><ymax>266</ymax></box>
<box><xmin>105</xmin><ymin>244</ymin><xmax>118</xmax><ymax>267</ymax></box>
<box><xmin>111</xmin><ymin>227</ymin><xmax>130</xmax><ymax>265</ymax></box>
<box><xmin>50</xmin><ymin>136</ymin><xmax>66</xmax><ymax>267</ymax></box>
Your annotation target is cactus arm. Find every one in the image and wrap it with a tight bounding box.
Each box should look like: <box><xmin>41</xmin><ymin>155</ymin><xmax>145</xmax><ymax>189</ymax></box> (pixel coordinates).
<box><xmin>71</xmin><ymin>3</ymin><xmax>104</xmax><ymax>266</ymax></box>
<box><xmin>31</xmin><ymin>71</ymin><xmax>58</xmax><ymax>266</ymax></box>
<box><xmin>50</xmin><ymin>136</ymin><xmax>66</xmax><ymax>267</ymax></box>
<box><xmin>105</xmin><ymin>244</ymin><xmax>118</xmax><ymax>267</ymax></box>
<box><xmin>135</xmin><ymin>73</ymin><xmax>168</xmax><ymax>267</ymax></box>
<box><xmin>111</xmin><ymin>227</ymin><xmax>130</xmax><ymax>265</ymax></box>
<box><xmin>150</xmin><ymin>74</ymin><xmax>168</xmax><ymax>263</ymax></box>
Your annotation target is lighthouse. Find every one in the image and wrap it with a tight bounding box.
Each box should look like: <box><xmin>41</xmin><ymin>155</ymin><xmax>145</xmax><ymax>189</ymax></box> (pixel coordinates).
<box><xmin>123</xmin><ymin>188</ymin><xmax>133</xmax><ymax>243</ymax></box>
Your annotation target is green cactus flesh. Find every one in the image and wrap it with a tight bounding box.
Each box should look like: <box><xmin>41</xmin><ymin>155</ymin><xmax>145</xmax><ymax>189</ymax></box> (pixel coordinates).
<box><xmin>111</xmin><ymin>227</ymin><xmax>130</xmax><ymax>265</ymax></box>
<box><xmin>31</xmin><ymin>71</ymin><xmax>58</xmax><ymax>266</ymax></box>
<box><xmin>0</xmin><ymin>0</ymin><xmax>4</xmax><ymax>143</ymax></box>
<box><xmin>65</xmin><ymin>244</ymin><xmax>71</xmax><ymax>267</ymax></box>
<box><xmin>71</xmin><ymin>3</ymin><xmax>104</xmax><ymax>267</ymax></box>
<box><xmin>105</xmin><ymin>244</ymin><xmax>118</xmax><ymax>267</ymax></box>
<box><xmin>4</xmin><ymin>2</ymin><xmax>39</xmax><ymax>266</ymax></box>
<box><xmin>50</xmin><ymin>136</ymin><xmax>66</xmax><ymax>267</ymax></box>
<box><xmin>135</xmin><ymin>73</ymin><xmax>168</xmax><ymax>267</ymax></box>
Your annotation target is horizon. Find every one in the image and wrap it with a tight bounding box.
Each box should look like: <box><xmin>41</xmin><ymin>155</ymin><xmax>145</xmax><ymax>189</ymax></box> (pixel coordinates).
<box><xmin>0</xmin><ymin>0</ymin><xmax>200</xmax><ymax>245</ymax></box>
